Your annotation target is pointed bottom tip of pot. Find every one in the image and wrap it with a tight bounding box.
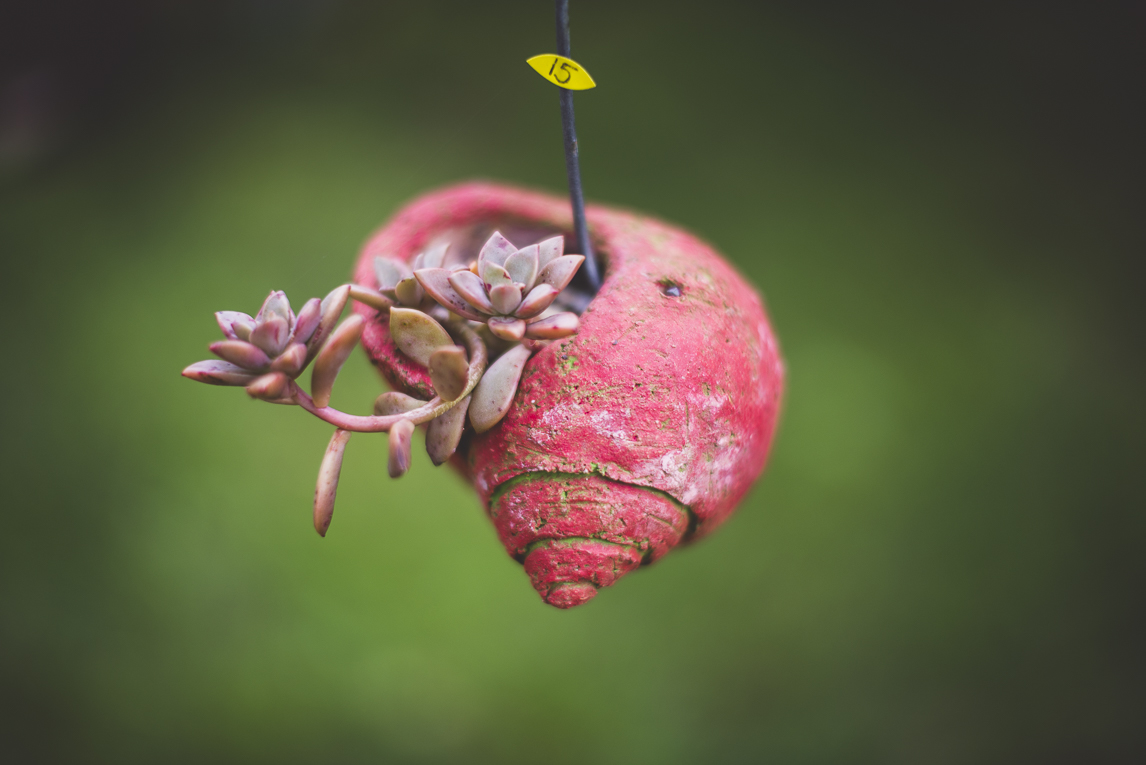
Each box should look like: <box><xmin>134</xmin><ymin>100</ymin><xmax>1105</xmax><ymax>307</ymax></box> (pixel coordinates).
<box><xmin>524</xmin><ymin>538</ymin><xmax>643</xmax><ymax>609</ymax></box>
<box><xmin>542</xmin><ymin>581</ymin><xmax>599</xmax><ymax>609</ymax></box>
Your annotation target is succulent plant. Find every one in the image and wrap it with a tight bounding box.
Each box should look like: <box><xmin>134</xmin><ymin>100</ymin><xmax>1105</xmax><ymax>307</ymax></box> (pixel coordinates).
<box><xmin>182</xmin><ymin>287</ymin><xmax>350</xmax><ymax>401</ymax></box>
<box><xmin>181</xmin><ymin>229</ymin><xmax>588</xmax><ymax>540</ymax></box>
<box><xmin>413</xmin><ymin>232</ymin><xmax>583</xmax><ymax>342</ymax></box>
<box><xmin>181</xmin><ymin>182</ymin><xmax>786</xmax><ymax>611</ymax></box>
<box><xmin>372</xmin><ymin>242</ymin><xmax>448</xmax><ymax>308</ymax></box>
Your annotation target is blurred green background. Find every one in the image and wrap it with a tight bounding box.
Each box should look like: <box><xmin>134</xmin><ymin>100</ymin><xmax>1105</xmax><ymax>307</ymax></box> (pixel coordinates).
<box><xmin>2</xmin><ymin>2</ymin><xmax>1142</xmax><ymax>762</ymax></box>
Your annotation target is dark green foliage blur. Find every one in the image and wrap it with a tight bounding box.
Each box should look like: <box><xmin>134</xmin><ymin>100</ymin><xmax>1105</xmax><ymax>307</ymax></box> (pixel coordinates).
<box><xmin>1</xmin><ymin>2</ymin><xmax>1142</xmax><ymax>762</ymax></box>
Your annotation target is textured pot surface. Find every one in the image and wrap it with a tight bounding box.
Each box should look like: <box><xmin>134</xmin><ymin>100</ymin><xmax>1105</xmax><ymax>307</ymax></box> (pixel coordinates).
<box><xmin>355</xmin><ymin>182</ymin><xmax>784</xmax><ymax>607</ymax></box>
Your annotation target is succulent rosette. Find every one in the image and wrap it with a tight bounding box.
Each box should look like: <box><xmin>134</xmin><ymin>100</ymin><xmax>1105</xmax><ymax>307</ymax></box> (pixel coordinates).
<box><xmin>413</xmin><ymin>231</ymin><xmax>584</xmax><ymax>341</ymax></box>
<box><xmin>182</xmin><ymin>287</ymin><xmax>350</xmax><ymax>400</ymax></box>
<box><xmin>372</xmin><ymin>242</ymin><xmax>449</xmax><ymax>308</ymax></box>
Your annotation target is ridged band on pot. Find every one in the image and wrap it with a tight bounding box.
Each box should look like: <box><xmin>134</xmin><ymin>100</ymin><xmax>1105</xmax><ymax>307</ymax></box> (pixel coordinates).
<box><xmin>354</xmin><ymin>182</ymin><xmax>784</xmax><ymax>608</ymax></box>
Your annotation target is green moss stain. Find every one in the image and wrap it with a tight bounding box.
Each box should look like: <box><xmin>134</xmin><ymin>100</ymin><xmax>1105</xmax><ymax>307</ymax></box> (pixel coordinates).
<box><xmin>558</xmin><ymin>353</ymin><xmax>579</xmax><ymax>375</ymax></box>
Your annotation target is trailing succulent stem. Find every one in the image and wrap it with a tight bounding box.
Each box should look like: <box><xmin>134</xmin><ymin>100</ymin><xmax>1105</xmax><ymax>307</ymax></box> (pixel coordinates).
<box><xmin>182</xmin><ymin>232</ymin><xmax>584</xmax><ymax>536</ymax></box>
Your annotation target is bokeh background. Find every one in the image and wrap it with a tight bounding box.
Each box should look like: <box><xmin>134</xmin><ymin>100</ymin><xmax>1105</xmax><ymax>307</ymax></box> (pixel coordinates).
<box><xmin>2</xmin><ymin>1</ymin><xmax>1143</xmax><ymax>762</ymax></box>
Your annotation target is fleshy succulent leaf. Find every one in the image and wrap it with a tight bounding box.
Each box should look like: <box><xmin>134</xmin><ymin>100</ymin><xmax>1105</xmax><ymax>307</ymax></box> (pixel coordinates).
<box><xmin>388</xmin><ymin>419</ymin><xmax>415</xmax><ymax>478</ymax></box>
<box><xmin>246</xmin><ymin>372</ymin><xmax>289</xmax><ymax>401</ymax></box>
<box><xmin>487</xmin><ymin>316</ymin><xmax>526</xmax><ymax>342</ymax></box>
<box><xmin>373</xmin><ymin>391</ymin><xmax>427</xmax><ymax>416</ymax></box>
<box><xmin>504</xmin><ymin>244</ymin><xmax>540</xmax><ymax>292</ymax></box>
<box><xmin>270</xmin><ymin>342</ymin><xmax>308</xmax><ymax>378</ymax></box>
<box><xmin>426</xmin><ymin>396</ymin><xmax>469</xmax><ymax>466</ymax></box>
<box><xmin>182</xmin><ymin>360</ymin><xmax>261</xmax><ymax>386</ymax></box>
<box><xmin>428</xmin><ymin>345</ymin><xmax>468</xmax><ymax>401</ymax></box>
<box><xmin>537</xmin><ymin>235</ymin><xmax>565</xmax><ymax>269</ymax></box>
<box><xmin>514</xmin><ymin>284</ymin><xmax>560</xmax><ymax>319</ymax></box>
<box><xmin>470</xmin><ymin>344</ymin><xmax>532</xmax><ymax>433</ymax></box>
<box><xmin>257</xmin><ymin>290</ymin><xmax>292</xmax><ymax>324</ymax></box>
<box><xmin>481</xmin><ymin>261</ymin><xmax>513</xmax><ymax>290</ymax></box>
<box><xmin>394</xmin><ymin>276</ymin><xmax>424</xmax><ymax>307</ymax></box>
<box><xmin>314</xmin><ymin>428</ymin><xmax>350</xmax><ymax>537</ymax></box>
<box><xmin>414</xmin><ymin>268</ymin><xmax>486</xmax><ymax>321</ymax></box>
<box><xmin>537</xmin><ymin>255</ymin><xmax>585</xmax><ymax>292</ymax></box>
<box><xmin>310</xmin><ymin>314</ymin><xmax>365</xmax><ymax>408</ymax></box>
<box><xmin>389</xmin><ymin>307</ymin><xmax>453</xmax><ymax>367</ymax></box>
<box><xmin>524</xmin><ymin>312</ymin><xmax>579</xmax><ymax>339</ymax></box>
<box><xmin>307</xmin><ymin>285</ymin><xmax>350</xmax><ymax>359</ymax></box>
<box><xmin>291</xmin><ymin>298</ymin><xmax>322</xmax><ymax>345</ymax></box>
<box><xmin>347</xmin><ymin>284</ymin><xmax>393</xmax><ymax>311</ymax></box>
<box><xmin>216</xmin><ymin>311</ymin><xmax>255</xmax><ymax>341</ymax></box>
<box><xmin>478</xmin><ymin>231</ymin><xmax>516</xmax><ymax>268</ymax></box>
<box><xmin>248</xmin><ymin>315</ymin><xmax>290</xmax><ymax>358</ymax></box>
<box><xmin>209</xmin><ymin>340</ymin><xmax>271</xmax><ymax>372</ymax></box>
<box><xmin>373</xmin><ymin>256</ymin><xmax>412</xmax><ymax>291</ymax></box>
<box><xmin>447</xmin><ymin>270</ymin><xmax>495</xmax><ymax>314</ymax></box>
<box><xmin>420</xmin><ymin>242</ymin><xmax>449</xmax><ymax>270</ymax></box>
<box><xmin>488</xmin><ymin>282</ymin><xmax>523</xmax><ymax>316</ymax></box>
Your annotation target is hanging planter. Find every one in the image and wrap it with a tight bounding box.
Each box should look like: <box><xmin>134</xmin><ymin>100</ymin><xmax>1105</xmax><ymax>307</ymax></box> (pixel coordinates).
<box><xmin>181</xmin><ymin>2</ymin><xmax>784</xmax><ymax>609</ymax></box>
<box><xmin>355</xmin><ymin>182</ymin><xmax>784</xmax><ymax>607</ymax></box>
<box><xmin>182</xmin><ymin>183</ymin><xmax>783</xmax><ymax>607</ymax></box>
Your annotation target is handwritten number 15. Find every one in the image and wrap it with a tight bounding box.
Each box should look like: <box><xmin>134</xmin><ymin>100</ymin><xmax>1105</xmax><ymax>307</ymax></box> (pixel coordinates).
<box><xmin>548</xmin><ymin>58</ymin><xmax>577</xmax><ymax>84</ymax></box>
<box><xmin>527</xmin><ymin>54</ymin><xmax>596</xmax><ymax>90</ymax></box>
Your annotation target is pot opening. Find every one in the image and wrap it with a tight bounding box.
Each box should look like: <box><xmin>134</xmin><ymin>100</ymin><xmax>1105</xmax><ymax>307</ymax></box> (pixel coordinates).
<box><xmin>418</xmin><ymin>218</ymin><xmax>604</xmax><ymax>315</ymax></box>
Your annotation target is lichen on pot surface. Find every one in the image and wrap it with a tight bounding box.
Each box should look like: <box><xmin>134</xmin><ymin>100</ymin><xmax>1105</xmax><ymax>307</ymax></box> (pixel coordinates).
<box><xmin>355</xmin><ymin>182</ymin><xmax>784</xmax><ymax>608</ymax></box>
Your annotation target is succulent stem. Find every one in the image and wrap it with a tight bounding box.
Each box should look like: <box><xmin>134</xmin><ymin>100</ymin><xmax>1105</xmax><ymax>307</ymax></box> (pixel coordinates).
<box><xmin>288</xmin><ymin>316</ymin><xmax>488</xmax><ymax>432</ymax></box>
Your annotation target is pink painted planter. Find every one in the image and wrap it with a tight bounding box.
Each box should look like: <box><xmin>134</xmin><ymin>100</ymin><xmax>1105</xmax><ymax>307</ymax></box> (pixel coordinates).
<box><xmin>355</xmin><ymin>182</ymin><xmax>784</xmax><ymax>607</ymax></box>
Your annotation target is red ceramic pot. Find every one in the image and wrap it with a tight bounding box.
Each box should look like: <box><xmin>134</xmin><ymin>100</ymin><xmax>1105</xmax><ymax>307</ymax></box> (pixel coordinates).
<box><xmin>354</xmin><ymin>182</ymin><xmax>784</xmax><ymax>608</ymax></box>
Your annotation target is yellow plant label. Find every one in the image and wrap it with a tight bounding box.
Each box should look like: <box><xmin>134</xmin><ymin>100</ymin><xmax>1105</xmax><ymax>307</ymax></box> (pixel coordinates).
<box><xmin>526</xmin><ymin>54</ymin><xmax>596</xmax><ymax>90</ymax></box>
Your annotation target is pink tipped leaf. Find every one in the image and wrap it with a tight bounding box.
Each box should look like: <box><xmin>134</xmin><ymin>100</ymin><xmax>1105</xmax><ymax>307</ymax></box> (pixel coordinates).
<box><xmin>310</xmin><ymin>314</ymin><xmax>365</xmax><ymax>408</ymax></box>
<box><xmin>488</xmin><ymin>282</ymin><xmax>523</xmax><ymax>316</ymax></box>
<box><xmin>388</xmin><ymin>419</ymin><xmax>415</xmax><ymax>478</ymax></box>
<box><xmin>394</xmin><ymin>276</ymin><xmax>424</xmax><ymax>307</ymax></box>
<box><xmin>256</xmin><ymin>290</ymin><xmax>292</xmax><ymax>324</ymax></box>
<box><xmin>469</xmin><ymin>344</ymin><xmax>532</xmax><ymax>433</ymax></box>
<box><xmin>481</xmin><ymin>261</ymin><xmax>513</xmax><ymax>291</ymax></box>
<box><xmin>291</xmin><ymin>298</ymin><xmax>322</xmax><ymax>345</ymax></box>
<box><xmin>248</xmin><ymin>315</ymin><xmax>290</xmax><ymax>358</ymax></box>
<box><xmin>514</xmin><ymin>284</ymin><xmax>560</xmax><ymax>319</ymax></box>
<box><xmin>487</xmin><ymin>317</ymin><xmax>526</xmax><ymax>342</ymax></box>
<box><xmin>306</xmin><ymin>285</ymin><xmax>351</xmax><ymax>360</ymax></box>
<box><xmin>209</xmin><ymin>340</ymin><xmax>271</xmax><ymax>372</ymax></box>
<box><xmin>447</xmin><ymin>270</ymin><xmax>495</xmax><ymax>314</ymax></box>
<box><xmin>373</xmin><ymin>256</ymin><xmax>412</xmax><ymax>291</ymax></box>
<box><xmin>504</xmin><ymin>244</ymin><xmax>540</xmax><ymax>291</ymax></box>
<box><xmin>524</xmin><ymin>312</ymin><xmax>579</xmax><ymax>339</ymax></box>
<box><xmin>215</xmin><ymin>311</ymin><xmax>255</xmax><ymax>341</ymax></box>
<box><xmin>478</xmin><ymin>231</ymin><xmax>516</xmax><ymax>268</ymax></box>
<box><xmin>537</xmin><ymin>255</ymin><xmax>585</xmax><ymax>293</ymax></box>
<box><xmin>414</xmin><ymin>268</ymin><xmax>486</xmax><ymax>321</ymax></box>
<box><xmin>182</xmin><ymin>360</ymin><xmax>260</xmax><ymax>386</ymax></box>
<box><xmin>537</xmin><ymin>235</ymin><xmax>565</xmax><ymax>269</ymax></box>
<box><xmin>417</xmin><ymin>242</ymin><xmax>449</xmax><ymax>270</ymax></box>
<box><xmin>429</xmin><ymin>345</ymin><xmax>468</xmax><ymax>401</ymax></box>
<box><xmin>270</xmin><ymin>342</ymin><xmax>308</xmax><ymax>378</ymax></box>
<box><xmin>426</xmin><ymin>396</ymin><xmax>470</xmax><ymax>465</ymax></box>
<box><xmin>314</xmin><ymin>428</ymin><xmax>351</xmax><ymax>537</ymax></box>
<box><xmin>246</xmin><ymin>372</ymin><xmax>290</xmax><ymax>401</ymax></box>
<box><xmin>389</xmin><ymin>307</ymin><xmax>453</xmax><ymax>367</ymax></box>
<box><xmin>347</xmin><ymin>284</ymin><xmax>394</xmax><ymax>311</ymax></box>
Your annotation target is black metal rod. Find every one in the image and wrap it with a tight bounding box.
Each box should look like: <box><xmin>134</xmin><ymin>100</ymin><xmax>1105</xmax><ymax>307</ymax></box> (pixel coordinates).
<box><xmin>555</xmin><ymin>0</ymin><xmax>600</xmax><ymax>290</ymax></box>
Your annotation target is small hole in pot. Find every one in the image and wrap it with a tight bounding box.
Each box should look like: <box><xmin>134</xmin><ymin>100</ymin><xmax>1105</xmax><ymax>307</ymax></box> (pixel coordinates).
<box><xmin>658</xmin><ymin>279</ymin><xmax>683</xmax><ymax>297</ymax></box>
